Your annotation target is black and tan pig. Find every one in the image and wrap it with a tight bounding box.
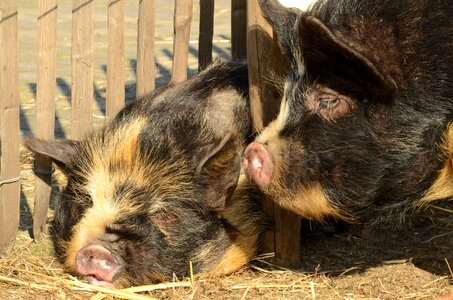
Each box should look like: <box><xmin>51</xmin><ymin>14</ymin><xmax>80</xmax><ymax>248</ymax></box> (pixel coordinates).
<box><xmin>244</xmin><ymin>0</ymin><xmax>452</xmax><ymax>224</ymax></box>
<box><xmin>26</xmin><ymin>61</ymin><xmax>263</xmax><ymax>287</ymax></box>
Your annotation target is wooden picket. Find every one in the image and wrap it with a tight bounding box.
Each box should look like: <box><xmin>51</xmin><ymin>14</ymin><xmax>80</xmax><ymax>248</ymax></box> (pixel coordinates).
<box><xmin>172</xmin><ymin>0</ymin><xmax>193</xmax><ymax>83</ymax></box>
<box><xmin>0</xmin><ymin>0</ymin><xmax>20</xmax><ymax>255</ymax></box>
<box><xmin>247</xmin><ymin>0</ymin><xmax>302</xmax><ymax>268</ymax></box>
<box><xmin>32</xmin><ymin>0</ymin><xmax>58</xmax><ymax>242</ymax></box>
<box><xmin>71</xmin><ymin>0</ymin><xmax>94</xmax><ymax>140</ymax></box>
<box><xmin>198</xmin><ymin>0</ymin><xmax>214</xmax><ymax>70</ymax></box>
<box><xmin>136</xmin><ymin>0</ymin><xmax>156</xmax><ymax>97</ymax></box>
<box><xmin>106</xmin><ymin>0</ymin><xmax>125</xmax><ymax>122</ymax></box>
<box><xmin>231</xmin><ymin>0</ymin><xmax>247</xmax><ymax>60</ymax></box>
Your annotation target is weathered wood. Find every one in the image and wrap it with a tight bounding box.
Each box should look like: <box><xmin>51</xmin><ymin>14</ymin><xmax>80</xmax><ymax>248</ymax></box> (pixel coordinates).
<box><xmin>198</xmin><ymin>0</ymin><xmax>214</xmax><ymax>71</ymax></box>
<box><xmin>172</xmin><ymin>0</ymin><xmax>193</xmax><ymax>83</ymax></box>
<box><xmin>136</xmin><ymin>0</ymin><xmax>156</xmax><ymax>97</ymax></box>
<box><xmin>247</xmin><ymin>0</ymin><xmax>284</xmax><ymax>132</ymax></box>
<box><xmin>247</xmin><ymin>0</ymin><xmax>301</xmax><ymax>267</ymax></box>
<box><xmin>33</xmin><ymin>0</ymin><xmax>58</xmax><ymax>242</ymax></box>
<box><xmin>71</xmin><ymin>0</ymin><xmax>94</xmax><ymax>140</ymax></box>
<box><xmin>106</xmin><ymin>0</ymin><xmax>125</xmax><ymax>122</ymax></box>
<box><xmin>231</xmin><ymin>0</ymin><xmax>247</xmax><ymax>60</ymax></box>
<box><xmin>0</xmin><ymin>0</ymin><xmax>20</xmax><ymax>254</ymax></box>
<box><xmin>274</xmin><ymin>207</ymin><xmax>302</xmax><ymax>268</ymax></box>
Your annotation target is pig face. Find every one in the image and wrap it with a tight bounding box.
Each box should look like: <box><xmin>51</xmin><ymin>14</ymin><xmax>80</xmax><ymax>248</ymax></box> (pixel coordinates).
<box><xmin>244</xmin><ymin>0</ymin><xmax>453</xmax><ymax>223</ymax></box>
<box><xmin>26</xmin><ymin>61</ymin><xmax>260</xmax><ymax>286</ymax></box>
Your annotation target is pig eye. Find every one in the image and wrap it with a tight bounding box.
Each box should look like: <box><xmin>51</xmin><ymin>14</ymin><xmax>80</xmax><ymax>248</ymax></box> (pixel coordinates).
<box><xmin>319</xmin><ymin>97</ymin><xmax>340</xmax><ymax>109</ymax></box>
<box><xmin>150</xmin><ymin>211</ymin><xmax>178</xmax><ymax>227</ymax></box>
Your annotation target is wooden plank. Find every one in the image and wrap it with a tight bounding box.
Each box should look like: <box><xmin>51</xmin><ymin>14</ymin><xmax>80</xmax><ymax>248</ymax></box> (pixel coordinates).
<box><xmin>33</xmin><ymin>0</ymin><xmax>58</xmax><ymax>242</ymax></box>
<box><xmin>0</xmin><ymin>0</ymin><xmax>20</xmax><ymax>254</ymax></box>
<box><xmin>172</xmin><ymin>0</ymin><xmax>193</xmax><ymax>83</ymax></box>
<box><xmin>106</xmin><ymin>0</ymin><xmax>125</xmax><ymax>122</ymax></box>
<box><xmin>274</xmin><ymin>207</ymin><xmax>302</xmax><ymax>268</ymax></box>
<box><xmin>247</xmin><ymin>0</ymin><xmax>284</xmax><ymax>132</ymax></box>
<box><xmin>198</xmin><ymin>0</ymin><xmax>214</xmax><ymax>71</ymax></box>
<box><xmin>71</xmin><ymin>0</ymin><xmax>94</xmax><ymax>140</ymax></box>
<box><xmin>231</xmin><ymin>0</ymin><xmax>247</xmax><ymax>60</ymax></box>
<box><xmin>136</xmin><ymin>0</ymin><xmax>155</xmax><ymax>97</ymax></box>
<box><xmin>247</xmin><ymin>0</ymin><xmax>301</xmax><ymax>267</ymax></box>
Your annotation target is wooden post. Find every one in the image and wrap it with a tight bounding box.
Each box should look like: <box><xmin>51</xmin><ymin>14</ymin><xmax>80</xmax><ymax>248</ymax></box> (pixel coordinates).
<box><xmin>172</xmin><ymin>0</ymin><xmax>193</xmax><ymax>83</ymax></box>
<box><xmin>247</xmin><ymin>0</ymin><xmax>301</xmax><ymax>268</ymax></box>
<box><xmin>33</xmin><ymin>0</ymin><xmax>58</xmax><ymax>242</ymax></box>
<box><xmin>106</xmin><ymin>0</ymin><xmax>125</xmax><ymax>123</ymax></box>
<box><xmin>231</xmin><ymin>0</ymin><xmax>247</xmax><ymax>61</ymax></box>
<box><xmin>136</xmin><ymin>0</ymin><xmax>156</xmax><ymax>97</ymax></box>
<box><xmin>198</xmin><ymin>0</ymin><xmax>214</xmax><ymax>71</ymax></box>
<box><xmin>0</xmin><ymin>0</ymin><xmax>20</xmax><ymax>254</ymax></box>
<box><xmin>71</xmin><ymin>0</ymin><xmax>94</xmax><ymax>140</ymax></box>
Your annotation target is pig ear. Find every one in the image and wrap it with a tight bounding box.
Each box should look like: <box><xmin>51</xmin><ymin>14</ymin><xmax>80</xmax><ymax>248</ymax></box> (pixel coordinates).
<box><xmin>298</xmin><ymin>16</ymin><xmax>399</xmax><ymax>99</ymax></box>
<box><xmin>259</xmin><ymin>0</ymin><xmax>301</xmax><ymax>59</ymax></box>
<box><xmin>196</xmin><ymin>132</ymin><xmax>242</xmax><ymax>212</ymax></box>
<box><xmin>24</xmin><ymin>137</ymin><xmax>80</xmax><ymax>173</ymax></box>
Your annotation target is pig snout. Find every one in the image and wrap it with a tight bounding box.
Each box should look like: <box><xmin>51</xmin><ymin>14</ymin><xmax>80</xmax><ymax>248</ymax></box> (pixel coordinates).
<box><xmin>75</xmin><ymin>243</ymin><xmax>124</xmax><ymax>286</ymax></box>
<box><xmin>243</xmin><ymin>142</ymin><xmax>274</xmax><ymax>190</ymax></box>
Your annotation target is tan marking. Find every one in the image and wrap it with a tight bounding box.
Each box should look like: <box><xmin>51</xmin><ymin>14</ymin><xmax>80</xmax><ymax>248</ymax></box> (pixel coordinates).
<box><xmin>252</xmin><ymin>91</ymin><xmax>291</xmax><ymax>187</ymax></box>
<box><xmin>280</xmin><ymin>182</ymin><xmax>350</xmax><ymax>221</ymax></box>
<box><xmin>418</xmin><ymin>122</ymin><xmax>453</xmax><ymax>206</ymax></box>
<box><xmin>64</xmin><ymin>203</ymin><xmax>118</xmax><ymax>273</ymax></box>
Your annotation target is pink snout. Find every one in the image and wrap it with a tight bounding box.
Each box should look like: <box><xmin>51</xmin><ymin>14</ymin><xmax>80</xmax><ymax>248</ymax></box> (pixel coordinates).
<box><xmin>75</xmin><ymin>243</ymin><xmax>123</xmax><ymax>286</ymax></box>
<box><xmin>243</xmin><ymin>142</ymin><xmax>274</xmax><ymax>190</ymax></box>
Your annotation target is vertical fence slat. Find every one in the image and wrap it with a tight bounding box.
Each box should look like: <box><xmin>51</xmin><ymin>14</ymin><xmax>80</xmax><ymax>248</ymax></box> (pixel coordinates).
<box><xmin>33</xmin><ymin>0</ymin><xmax>58</xmax><ymax>242</ymax></box>
<box><xmin>198</xmin><ymin>0</ymin><xmax>214</xmax><ymax>71</ymax></box>
<box><xmin>71</xmin><ymin>0</ymin><xmax>94</xmax><ymax>140</ymax></box>
<box><xmin>172</xmin><ymin>0</ymin><xmax>193</xmax><ymax>83</ymax></box>
<box><xmin>0</xmin><ymin>0</ymin><xmax>20</xmax><ymax>254</ymax></box>
<box><xmin>106</xmin><ymin>0</ymin><xmax>125</xmax><ymax>122</ymax></box>
<box><xmin>247</xmin><ymin>0</ymin><xmax>301</xmax><ymax>268</ymax></box>
<box><xmin>136</xmin><ymin>0</ymin><xmax>156</xmax><ymax>97</ymax></box>
<box><xmin>231</xmin><ymin>0</ymin><xmax>247</xmax><ymax>61</ymax></box>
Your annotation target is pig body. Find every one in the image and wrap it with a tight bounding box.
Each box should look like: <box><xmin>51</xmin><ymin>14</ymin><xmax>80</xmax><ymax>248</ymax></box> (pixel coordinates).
<box><xmin>244</xmin><ymin>0</ymin><xmax>452</xmax><ymax>223</ymax></box>
<box><xmin>26</xmin><ymin>61</ymin><xmax>263</xmax><ymax>287</ymax></box>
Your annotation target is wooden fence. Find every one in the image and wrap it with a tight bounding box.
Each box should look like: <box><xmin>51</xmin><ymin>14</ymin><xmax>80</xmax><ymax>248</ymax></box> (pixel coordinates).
<box><xmin>0</xmin><ymin>0</ymin><xmax>302</xmax><ymax>268</ymax></box>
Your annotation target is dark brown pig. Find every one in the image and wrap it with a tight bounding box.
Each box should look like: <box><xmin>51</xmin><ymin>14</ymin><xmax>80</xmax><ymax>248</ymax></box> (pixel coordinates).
<box><xmin>26</xmin><ymin>61</ymin><xmax>263</xmax><ymax>287</ymax></box>
<box><xmin>244</xmin><ymin>0</ymin><xmax>452</xmax><ymax>223</ymax></box>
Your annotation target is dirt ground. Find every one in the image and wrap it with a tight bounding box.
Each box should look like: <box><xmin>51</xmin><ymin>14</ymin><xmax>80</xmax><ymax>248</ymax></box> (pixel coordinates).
<box><xmin>2</xmin><ymin>1</ymin><xmax>452</xmax><ymax>299</ymax></box>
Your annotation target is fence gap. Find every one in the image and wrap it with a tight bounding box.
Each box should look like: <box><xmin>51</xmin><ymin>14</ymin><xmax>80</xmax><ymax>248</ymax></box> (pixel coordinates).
<box><xmin>136</xmin><ymin>0</ymin><xmax>156</xmax><ymax>97</ymax></box>
<box><xmin>0</xmin><ymin>0</ymin><xmax>20</xmax><ymax>254</ymax></box>
<box><xmin>32</xmin><ymin>0</ymin><xmax>58</xmax><ymax>242</ymax></box>
<box><xmin>106</xmin><ymin>0</ymin><xmax>125</xmax><ymax>122</ymax></box>
<box><xmin>71</xmin><ymin>0</ymin><xmax>94</xmax><ymax>140</ymax></box>
<box><xmin>171</xmin><ymin>0</ymin><xmax>193</xmax><ymax>83</ymax></box>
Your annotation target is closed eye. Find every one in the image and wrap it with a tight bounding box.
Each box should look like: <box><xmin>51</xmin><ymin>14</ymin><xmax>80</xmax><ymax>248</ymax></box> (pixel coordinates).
<box><xmin>319</xmin><ymin>97</ymin><xmax>340</xmax><ymax>110</ymax></box>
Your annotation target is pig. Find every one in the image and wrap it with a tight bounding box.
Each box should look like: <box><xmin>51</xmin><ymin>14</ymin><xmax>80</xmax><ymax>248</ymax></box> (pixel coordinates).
<box><xmin>244</xmin><ymin>0</ymin><xmax>452</xmax><ymax>224</ymax></box>
<box><xmin>26</xmin><ymin>61</ymin><xmax>263</xmax><ymax>287</ymax></box>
